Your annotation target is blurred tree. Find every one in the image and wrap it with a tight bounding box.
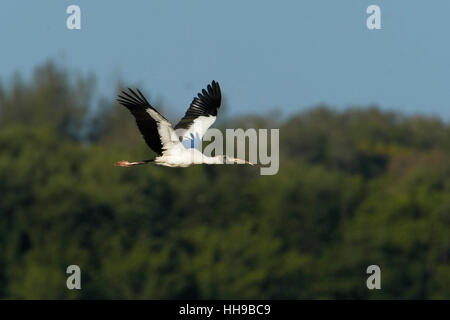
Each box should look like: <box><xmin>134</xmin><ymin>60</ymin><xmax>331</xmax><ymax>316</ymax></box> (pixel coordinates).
<box><xmin>0</xmin><ymin>61</ymin><xmax>94</xmax><ymax>140</ymax></box>
<box><xmin>0</xmin><ymin>61</ymin><xmax>448</xmax><ymax>299</ymax></box>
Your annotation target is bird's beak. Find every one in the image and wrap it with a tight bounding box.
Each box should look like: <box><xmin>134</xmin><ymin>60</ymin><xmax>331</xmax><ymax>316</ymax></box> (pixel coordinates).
<box><xmin>232</xmin><ymin>158</ymin><xmax>254</xmax><ymax>165</ymax></box>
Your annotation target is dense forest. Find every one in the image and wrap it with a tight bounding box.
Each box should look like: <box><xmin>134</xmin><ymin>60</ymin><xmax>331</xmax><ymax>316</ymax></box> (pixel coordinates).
<box><xmin>0</xmin><ymin>62</ymin><xmax>448</xmax><ymax>299</ymax></box>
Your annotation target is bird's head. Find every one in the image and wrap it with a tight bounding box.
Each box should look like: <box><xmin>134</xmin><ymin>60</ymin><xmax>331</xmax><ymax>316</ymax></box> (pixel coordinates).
<box><xmin>220</xmin><ymin>155</ymin><xmax>254</xmax><ymax>165</ymax></box>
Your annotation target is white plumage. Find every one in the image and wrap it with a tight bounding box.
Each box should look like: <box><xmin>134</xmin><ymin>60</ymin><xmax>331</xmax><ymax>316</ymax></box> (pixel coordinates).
<box><xmin>115</xmin><ymin>81</ymin><xmax>252</xmax><ymax>168</ymax></box>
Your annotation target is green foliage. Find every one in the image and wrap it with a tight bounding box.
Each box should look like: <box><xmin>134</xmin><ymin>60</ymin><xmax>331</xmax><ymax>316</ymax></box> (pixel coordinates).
<box><xmin>0</xmin><ymin>62</ymin><xmax>448</xmax><ymax>299</ymax></box>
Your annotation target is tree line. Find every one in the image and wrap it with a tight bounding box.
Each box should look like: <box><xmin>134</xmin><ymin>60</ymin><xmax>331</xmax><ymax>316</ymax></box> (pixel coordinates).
<box><xmin>0</xmin><ymin>61</ymin><xmax>448</xmax><ymax>299</ymax></box>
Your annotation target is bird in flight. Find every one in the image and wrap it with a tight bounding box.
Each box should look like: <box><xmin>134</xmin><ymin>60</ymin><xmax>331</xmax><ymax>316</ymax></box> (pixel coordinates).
<box><xmin>115</xmin><ymin>80</ymin><xmax>253</xmax><ymax>167</ymax></box>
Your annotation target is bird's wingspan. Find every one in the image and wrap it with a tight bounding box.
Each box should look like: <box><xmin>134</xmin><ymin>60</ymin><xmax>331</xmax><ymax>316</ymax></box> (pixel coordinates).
<box><xmin>174</xmin><ymin>81</ymin><xmax>222</xmax><ymax>149</ymax></box>
<box><xmin>117</xmin><ymin>88</ymin><xmax>179</xmax><ymax>155</ymax></box>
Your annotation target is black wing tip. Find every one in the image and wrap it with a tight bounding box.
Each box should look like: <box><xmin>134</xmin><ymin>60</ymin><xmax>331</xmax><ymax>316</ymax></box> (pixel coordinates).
<box><xmin>117</xmin><ymin>87</ymin><xmax>150</xmax><ymax>108</ymax></box>
<box><xmin>211</xmin><ymin>80</ymin><xmax>220</xmax><ymax>90</ymax></box>
<box><xmin>197</xmin><ymin>80</ymin><xmax>221</xmax><ymax>99</ymax></box>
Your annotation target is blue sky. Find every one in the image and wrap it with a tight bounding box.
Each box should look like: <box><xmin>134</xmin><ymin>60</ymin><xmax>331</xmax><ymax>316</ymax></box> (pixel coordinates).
<box><xmin>0</xmin><ymin>0</ymin><xmax>449</xmax><ymax>119</ymax></box>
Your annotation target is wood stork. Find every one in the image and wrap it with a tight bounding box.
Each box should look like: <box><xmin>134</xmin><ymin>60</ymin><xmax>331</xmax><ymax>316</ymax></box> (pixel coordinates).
<box><xmin>114</xmin><ymin>80</ymin><xmax>253</xmax><ymax>167</ymax></box>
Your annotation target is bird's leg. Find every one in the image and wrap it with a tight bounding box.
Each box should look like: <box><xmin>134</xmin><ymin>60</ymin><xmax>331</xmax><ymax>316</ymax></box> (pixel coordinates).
<box><xmin>114</xmin><ymin>159</ymin><xmax>154</xmax><ymax>167</ymax></box>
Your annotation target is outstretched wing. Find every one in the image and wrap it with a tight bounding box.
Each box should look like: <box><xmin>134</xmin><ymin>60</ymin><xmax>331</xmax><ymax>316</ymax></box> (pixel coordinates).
<box><xmin>117</xmin><ymin>88</ymin><xmax>179</xmax><ymax>155</ymax></box>
<box><xmin>174</xmin><ymin>80</ymin><xmax>222</xmax><ymax>149</ymax></box>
